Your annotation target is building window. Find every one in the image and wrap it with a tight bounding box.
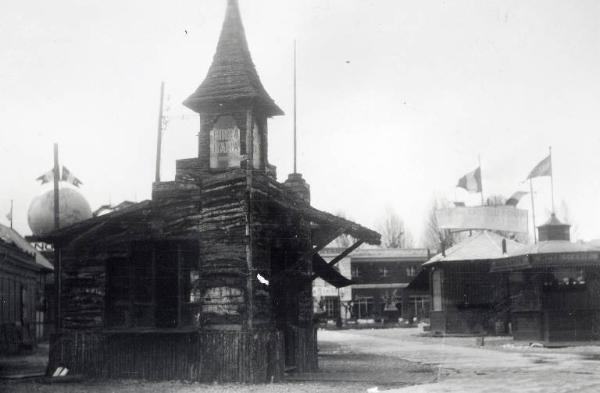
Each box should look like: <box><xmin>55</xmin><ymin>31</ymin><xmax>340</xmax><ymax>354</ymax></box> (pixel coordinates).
<box><xmin>352</xmin><ymin>297</ymin><xmax>375</xmax><ymax>319</ymax></box>
<box><xmin>406</xmin><ymin>266</ymin><xmax>417</xmax><ymax>278</ymax></box>
<box><xmin>379</xmin><ymin>267</ymin><xmax>389</xmax><ymax>278</ymax></box>
<box><xmin>322</xmin><ymin>296</ymin><xmax>340</xmax><ymax>319</ymax></box>
<box><xmin>432</xmin><ymin>270</ymin><xmax>442</xmax><ymax>311</ymax></box>
<box><xmin>351</xmin><ymin>266</ymin><xmax>361</xmax><ymax>279</ymax></box>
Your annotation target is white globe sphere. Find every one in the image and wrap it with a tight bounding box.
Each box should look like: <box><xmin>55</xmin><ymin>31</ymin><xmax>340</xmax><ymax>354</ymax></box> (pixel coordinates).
<box><xmin>28</xmin><ymin>187</ymin><xmax>92</xmax><ymax>235</ymax></box>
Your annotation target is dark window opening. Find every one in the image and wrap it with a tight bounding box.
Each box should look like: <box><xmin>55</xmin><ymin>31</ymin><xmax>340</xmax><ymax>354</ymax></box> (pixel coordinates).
<box><xmin>105</xmin><ymin>241</ymin><xmax>199</xmax><ymax>329</ymax></box>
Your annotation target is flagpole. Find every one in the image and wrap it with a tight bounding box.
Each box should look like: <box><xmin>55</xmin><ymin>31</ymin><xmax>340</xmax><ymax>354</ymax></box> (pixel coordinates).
<box><xmin>9</xmin><ymin>200</ymin><xmax>13</xmax><ymax>229</ymax></box>
<box><xmin>155</xmin><ymin>81</ymin><xmax>165</xmax><ymax>183</ymax></box>
<box><xmin>53</xmin><ymin>144</ymin><xmax>60</xmax><ymax>230</ymax></box>
<box><xmin>479</xmin><ymin>155</ymin><xmax>484</xmax><ymax>206</ymax></box>
<box><xmin>53</xmin><ymin>143</ymin><xmax>62</xmax><ymax>332</ymax></box>
<box><xmin>549</xmin><ymin>146</ymin><xmax>555</xmax><ymax>214</ymax></box>
<box><xmin>529</xmin><ymin>178</ymin><xmax>537</xmax><ymax>244</ymax></box>
<box><xmin>293</xmin><ymin>40</ymin><xmax>297</xmax><ymax>174</ymax></box>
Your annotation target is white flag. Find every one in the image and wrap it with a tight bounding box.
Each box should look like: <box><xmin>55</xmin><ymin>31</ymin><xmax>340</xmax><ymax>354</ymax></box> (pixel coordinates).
<box><xmin>36</xmin><ymin>169</ymin><xmax>54</xmax><ymax>184</ymax></box>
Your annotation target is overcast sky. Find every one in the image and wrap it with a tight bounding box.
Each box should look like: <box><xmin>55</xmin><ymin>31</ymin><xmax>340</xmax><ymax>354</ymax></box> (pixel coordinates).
<box><xmin>1</xmin><ymin>0</ymin><xmax>599</xmax><ymax>243</ymax></box>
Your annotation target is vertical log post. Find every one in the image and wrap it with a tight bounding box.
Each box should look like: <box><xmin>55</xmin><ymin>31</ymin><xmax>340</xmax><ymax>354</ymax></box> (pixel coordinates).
<box><xmin>245</xmin><ymin>108</ymin><xmax>254</xmax><ymax>330</ymax></box>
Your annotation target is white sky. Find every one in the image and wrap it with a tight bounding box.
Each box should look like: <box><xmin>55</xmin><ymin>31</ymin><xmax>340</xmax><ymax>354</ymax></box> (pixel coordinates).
<box><xmin>1</xmin><ymin>0</ymin><xmax>599</xmax><ymax>243</ymax></box>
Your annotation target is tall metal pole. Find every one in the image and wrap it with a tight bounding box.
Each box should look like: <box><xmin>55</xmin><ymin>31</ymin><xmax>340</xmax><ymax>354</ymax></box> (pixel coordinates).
<box><xmin>155</xmin><ymin>81</ymin><xmax>165</xmax><ymax>182</ymax></box>
<box><xmin>529</xmin><ymin>178</ymin><xmax>537</xmax><ymax>244</ymax></box>
<box><xmin>478</xmin><ymin>155</ymin><xmax>484</xmax><ymax>206</ymax></box>
<box><xmin>549</xmin><ymin>146</ymin><xmax>555</xmax><ymax>214</ymax></box>
<box><xmin>293</xmin><ymin>40</ymin><xmax>297</xmax><ymax>174</ymax></box>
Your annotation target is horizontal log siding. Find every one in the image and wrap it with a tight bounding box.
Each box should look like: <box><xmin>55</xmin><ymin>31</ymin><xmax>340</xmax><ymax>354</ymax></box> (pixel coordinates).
<box><xmin>48</xmin><ymin>329</ymin><xmax>284</xmax><ymax>382</ymax></box>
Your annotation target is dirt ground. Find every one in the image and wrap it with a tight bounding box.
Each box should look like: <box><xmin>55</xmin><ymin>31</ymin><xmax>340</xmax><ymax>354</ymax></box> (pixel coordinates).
<box><xmin>321</xmin><ymin>328</ymin><xmax>600</xmax><ymax>393</ymax></box>
<box><xmin>4</xmin><ymin>328</ymin><xmax>600</xmax><ymax>392</ymax></box>
<box><xmin>0</xmin><ymin>332</ymin><xmax>437</xmax><ymax>393</ymax></box>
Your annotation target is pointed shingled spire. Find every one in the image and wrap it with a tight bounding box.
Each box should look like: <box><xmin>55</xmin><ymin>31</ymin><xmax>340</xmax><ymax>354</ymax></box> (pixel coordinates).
<box><xmin>184</xmin><ymin>0</ymin><xmax>284</xmax><ymax>117</ymax></box>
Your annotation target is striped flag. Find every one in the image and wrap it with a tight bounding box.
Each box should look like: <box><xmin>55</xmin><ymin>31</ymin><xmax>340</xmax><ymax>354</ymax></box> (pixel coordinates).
<box><xmin>526</xmin><ymin>155</ymin><xmax>551</xmax><ymax>180</ymax></box>
<box><xmin>456</xmin><ymin>167</ymin><xmax>482</xmax><ymax>193</ymax></box>
<box><xmin>61</xmin><ymin>166</ymin><xmax>83</xmax><ymax>187</ymax></box>
<box><xmin>36</xmin><ymin>169</ymin><xmax>55</xmax><ymax>184</ymax></box>
<box><xmin>506</xmin><ymin>191</ymin><xmax>528</xmax><ymax>206</ymax></box>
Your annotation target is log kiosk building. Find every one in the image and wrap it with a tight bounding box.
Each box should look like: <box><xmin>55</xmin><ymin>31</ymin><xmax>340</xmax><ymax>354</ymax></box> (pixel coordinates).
<box><xmin>37</xmin><ymin>0</ymin><xmax>380</xmax><ymax>382</ymax></box>
<box><xmin>492</xmin><ymin>214</ymin><xmax>600</xmax><ymax>342</ymax></box>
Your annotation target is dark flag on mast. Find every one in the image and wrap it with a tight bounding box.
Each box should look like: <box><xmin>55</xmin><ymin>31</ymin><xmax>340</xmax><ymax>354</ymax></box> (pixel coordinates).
<box><xmin>526</xmin><ymin>154</ymin><xmax>552</xmax><ymax>179</ymax></box>
<box><xmin>506</xmin><ymin>191</ymin><xmax>528</xmax><ymax>206</ymax></box>
<box><xmin>456</xmin><ymin>167</ymin><xmax>482</xmax><ymax>193</ymax></box>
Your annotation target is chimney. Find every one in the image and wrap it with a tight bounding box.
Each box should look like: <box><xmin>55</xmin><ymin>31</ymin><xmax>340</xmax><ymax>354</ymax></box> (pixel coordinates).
<box><xmin>284</xmin><ymin>173</ymin><xmax>310</xmax><ymax>204</ymax></box>
<box><xmin>537</xmin><ymin>213</ymin><xmax>571</xmax><ymax>242</ymax></box>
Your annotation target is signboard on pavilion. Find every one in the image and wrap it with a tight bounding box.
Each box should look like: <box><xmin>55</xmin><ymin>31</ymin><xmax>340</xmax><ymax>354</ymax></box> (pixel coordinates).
<box><xmin>210</xmin><ymin>115</ymin><xmax>241</xmax><ymax>169</ymax></box>
<box><xmin>436</xmin><ymin>206</ymin><xmax>528</xmax><ymax>233</ymax></box>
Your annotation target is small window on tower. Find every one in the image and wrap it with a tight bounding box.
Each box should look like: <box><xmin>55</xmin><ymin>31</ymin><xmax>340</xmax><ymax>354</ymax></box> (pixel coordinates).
<box><xmin>209</xmin><ymin>115</ymin><xmax>241</xmax><ymax>169</ymax></box>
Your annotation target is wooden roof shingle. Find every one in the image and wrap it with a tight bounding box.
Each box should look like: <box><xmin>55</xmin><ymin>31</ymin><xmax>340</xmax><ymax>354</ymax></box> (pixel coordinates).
<box><xmin>183</xmin><ymin>0</ymin><xmax>283</xmax><ymax>117</ymax></box>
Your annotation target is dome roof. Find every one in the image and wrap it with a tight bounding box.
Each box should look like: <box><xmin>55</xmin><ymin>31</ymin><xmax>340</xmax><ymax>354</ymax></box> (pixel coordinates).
<box><xmin>27</xmin><ymin>187</ymin><xmax>92</xmax><ymax>235</ymax></box>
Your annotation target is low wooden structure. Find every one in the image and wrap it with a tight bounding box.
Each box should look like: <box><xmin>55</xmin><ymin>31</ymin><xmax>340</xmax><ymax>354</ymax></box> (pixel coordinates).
<box><xmin>492</xmin><ymin>214</ymin><xmax>600</xmax><ymax>342</ymax></box>
<box><xmin>37</xmin><ymin>0</ymin><xmax>380</xmax><ymax>382</ymax></box>
<box><xmin>0</xmin><ymin>224</ymin><xmax>53</xmax><ymax>354</ymax></box>
<box><xmin>424</xmin><ymin>231</ymin><xmax>523</xmax><ymax>335</ymax></box>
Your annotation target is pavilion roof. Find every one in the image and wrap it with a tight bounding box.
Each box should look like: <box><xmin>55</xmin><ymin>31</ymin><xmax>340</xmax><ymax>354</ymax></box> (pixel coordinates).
<box><xmin>0</xmin><ymin>224</ymin><xmax>53</xmax><ymax>271</ymax></box>
<box><xmin>424</xmin><ymin>231</ymin><xmax>524</xmax><ymax>265</ymax></box>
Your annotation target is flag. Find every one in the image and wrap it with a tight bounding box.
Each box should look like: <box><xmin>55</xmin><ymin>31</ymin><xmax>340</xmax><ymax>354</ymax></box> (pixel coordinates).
<box><xmin>506</xmin><ymin>191</ymin><xmax>528</xmax><ymax>206</ymax></box>
<box><xmin>456</xmin><ymin>167</ymin><xmax>482</xmax><ymax>193</ymax></box>
<box><xmin>5</xmin><ymin>211</ymin><xmax>12</xmax><ymax>222</ymax></box>
<box><xmin>526</xmin><ymin>155</ymin><xmax>552</xmax><ymax>179</ymax></box>
<box><xmin>36</xmin><ymin>169</ymin><xmax>54</xmax><ymax>184</ymax></box>
<box><xmin>61</xmin><ymin>166</ymin><xmax>83</xmax><ymax>187</ymax></box>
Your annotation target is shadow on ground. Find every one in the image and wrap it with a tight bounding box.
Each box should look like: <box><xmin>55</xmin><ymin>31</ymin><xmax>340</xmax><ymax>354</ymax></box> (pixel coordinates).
<box><xmin>286</xmin><ymin>340</ymin><xmax>440</xmax><ymax>389</ymax></box>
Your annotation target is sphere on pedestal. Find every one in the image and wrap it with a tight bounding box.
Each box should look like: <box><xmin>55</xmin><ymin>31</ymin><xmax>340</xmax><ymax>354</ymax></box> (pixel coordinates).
<box><xmin>27</xmin><ymin>187</ymin><xmax>92</xmax><ymax>235</ymax></box>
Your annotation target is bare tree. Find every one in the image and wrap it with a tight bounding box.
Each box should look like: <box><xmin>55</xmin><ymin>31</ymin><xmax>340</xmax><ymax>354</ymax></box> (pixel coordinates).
<box><xmin>330</xmin><ymin>211</ymin><xmax>355</xmax><ymax>248</ymax></box>
<box><xmin>420</xmin><ymin>196</ymin><xmax>455</xmax><ymax>252</ymax></box>
<box><xmin>556</xmin><ymin>199</ymin><xmax>579</xmax><ymax>240</ymax></box>
<box><xmin>378</xmin><ymin>208</ymin><xmax>414</xmax><ymax>248</ymax></box>
<box><xmin>486</xmin><ymin>194</ymin><xmax>506</xmax><ymax>206</ymax></box>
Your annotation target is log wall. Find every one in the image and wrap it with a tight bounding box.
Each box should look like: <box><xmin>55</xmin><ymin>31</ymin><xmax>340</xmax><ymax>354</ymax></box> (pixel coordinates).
<box><xmin>510</xmin><ymin>266</ymin><xmax>600</xmax><ymax>341</ymax></box>
<box><xmin>54</xmin><ymin>169</ymin><xmax>321</xmax><ymax>379</ymax></box>
<box><xmin>48</xmin><ymin>329</ymin><xmax>284</xmax><ymax>382</ymax></box>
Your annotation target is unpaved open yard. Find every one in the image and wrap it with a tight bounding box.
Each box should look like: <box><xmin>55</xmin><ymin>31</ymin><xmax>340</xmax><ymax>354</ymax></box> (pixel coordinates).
<box><xmin>321</xmin><ymin>328</ymin><xmax>600</xmax><ymax>393</ymax></box>
<box><xmin>0</xmin><ymin>331</ymin><xmax>436</xmax><ymax>393</ymax></box>
<box><xmin>4</xmin><ymin>328</ymin><xmax>600</xmax><ymax>392</ymax></box>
